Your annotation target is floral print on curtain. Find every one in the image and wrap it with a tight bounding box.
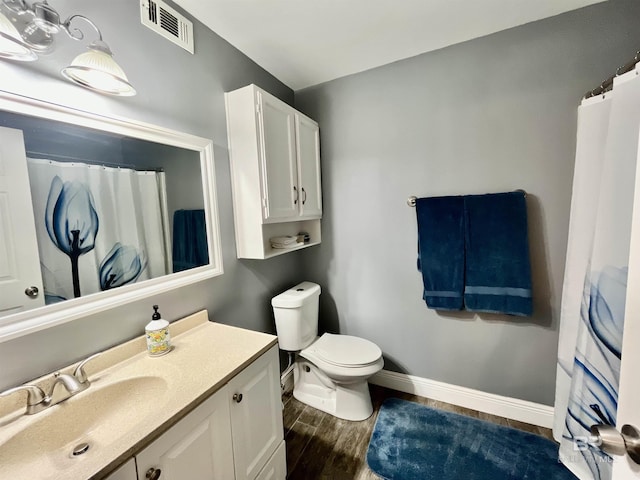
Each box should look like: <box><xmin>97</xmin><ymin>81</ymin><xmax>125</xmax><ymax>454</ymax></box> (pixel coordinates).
<box><xmin>27</xmin><ymin>159</ymin><xmax>168</xmax><ymax>303</ymax></box>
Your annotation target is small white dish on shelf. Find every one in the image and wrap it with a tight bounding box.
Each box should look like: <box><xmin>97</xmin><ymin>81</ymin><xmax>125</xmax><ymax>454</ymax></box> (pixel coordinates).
<box><xmin>270</xmin><ymin>235</ymin><xmax>303</xmax><ymax>249</ymax></box>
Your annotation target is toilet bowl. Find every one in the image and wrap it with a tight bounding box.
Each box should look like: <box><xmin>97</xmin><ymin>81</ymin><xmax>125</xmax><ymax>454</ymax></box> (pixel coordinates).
<box><xmin>272</xmin><ymin>282</ymin><xmax>384</xmax><ymax>421</ymax></box>
<box><xmin>294</xmin><ymin>333</ymin><xmax>384</xmax><ymax>421</ymax></box>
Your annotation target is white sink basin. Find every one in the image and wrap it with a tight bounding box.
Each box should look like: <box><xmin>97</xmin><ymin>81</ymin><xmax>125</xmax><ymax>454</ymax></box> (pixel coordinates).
<box><xmin>0</xmin><ymin>376</ymin><xmax>167</xmax><ymax>475</ymax></box>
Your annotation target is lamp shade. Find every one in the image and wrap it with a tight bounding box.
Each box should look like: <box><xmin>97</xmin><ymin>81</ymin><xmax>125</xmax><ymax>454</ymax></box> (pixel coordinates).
<box><xmin>0</xmin><ymin>10</ymin><xmax>37</xmax><ymax>61</ymax></box>
<box><xmin>61</xmin><ymin>41</ymin><xmax>136</xmax><ymax>96</ymax></box>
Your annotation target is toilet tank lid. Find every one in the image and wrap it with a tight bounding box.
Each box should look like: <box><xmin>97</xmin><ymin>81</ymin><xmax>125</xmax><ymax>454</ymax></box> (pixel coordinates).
<box><xmin>271</xmin><ymin>282</ymin><xmax>321</xmax><ymax>308</ymax></box>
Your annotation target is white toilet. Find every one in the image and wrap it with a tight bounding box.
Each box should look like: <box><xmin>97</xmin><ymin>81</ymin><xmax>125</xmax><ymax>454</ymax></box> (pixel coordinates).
<box><xmin>272</xmin><ymin>281</ymin><xmax>384</xmax><ymax>421</ymax></box>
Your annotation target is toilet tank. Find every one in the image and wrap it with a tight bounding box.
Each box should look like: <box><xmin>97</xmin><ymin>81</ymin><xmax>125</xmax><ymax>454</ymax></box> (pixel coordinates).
<box><xmin>271</xmin><ymin>281</ymin><xmax>321</xmax><ymax>351</ymax></box>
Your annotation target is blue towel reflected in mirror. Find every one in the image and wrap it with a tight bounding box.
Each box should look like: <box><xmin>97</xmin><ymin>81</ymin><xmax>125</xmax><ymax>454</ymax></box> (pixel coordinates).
<box><xmin>172</xmin><ymin>209</ymin><xmax>209</xmax><ymax>273</ymax></box>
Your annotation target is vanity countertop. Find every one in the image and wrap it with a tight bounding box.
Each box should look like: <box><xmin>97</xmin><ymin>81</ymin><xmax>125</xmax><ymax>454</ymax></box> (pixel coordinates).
<box><xmin>0</xmin><ymin>310</ymin><xmax>278</xmax><ymax>480</ymax></box>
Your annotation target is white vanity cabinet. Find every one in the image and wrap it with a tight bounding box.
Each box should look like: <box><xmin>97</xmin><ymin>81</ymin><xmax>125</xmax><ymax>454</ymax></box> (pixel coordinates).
<box><xmin>226</xmin><ymin>84</ymin><xmax>322</xmax><ymax>259</ymax></box>
<box><xmin>227</xmin><ymin>343</ymin><xmax>284</xmax><ymax>480</ymax></box>
<box><xmin>135</xmin><ymin>386</ymin><xmax>235</xmax><ymax>479</ymax></box>
<box><xmin>135</xmin><ymin>346</ymin><xmax>285</xmax><ymax>480</ymax></box>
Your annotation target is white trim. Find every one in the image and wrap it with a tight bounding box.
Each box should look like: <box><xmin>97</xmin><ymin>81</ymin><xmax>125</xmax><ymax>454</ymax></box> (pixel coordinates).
<box><xmin>370</xmin><ymin>369</ymin><xmax>554</xmax><ymax>429</ymax></box>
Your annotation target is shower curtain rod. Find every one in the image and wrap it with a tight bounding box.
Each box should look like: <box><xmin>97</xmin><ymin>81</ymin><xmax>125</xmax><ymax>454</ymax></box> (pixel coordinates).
<box><xmin>27</xmin><ymin>151</ymin><xmax>164</xmax><ymax>172</ymax></box>
<box><xmin>584</xmin><ymin>50</ymin><xmax>640</xmax><ymax>99</ymax></box>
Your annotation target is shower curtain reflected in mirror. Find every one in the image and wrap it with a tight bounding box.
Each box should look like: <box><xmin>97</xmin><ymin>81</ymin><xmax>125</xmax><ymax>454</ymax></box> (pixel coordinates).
<box><xmin>554</xmin><ymin>66</ymin><xmax>640</xmax><ymax>480</ymax></box>
<box><xmin>27</xmin><ymin>158</ymin><xmax>170</xmax><ymax>303</ymax></box>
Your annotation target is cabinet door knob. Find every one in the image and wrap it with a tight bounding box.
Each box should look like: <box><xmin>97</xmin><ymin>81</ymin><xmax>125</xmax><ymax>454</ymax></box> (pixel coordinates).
<box><xmin>293</xmin><ymin>186</ymin><xmax>298</xmax><ymax>205</ymax></box>
<box><xmin>302</xmin><ymin>187</ymin><xmax>307</xmax><ymax>205</ymax></box>
<box><xmin>146</xmin><ymin>468</ymin><xmax>162</xmax><ymax>479</ymax></box>
<box><xmin>233</xmin><ymin>393</ymin><xmax>243</xmax><ymax>403</ymax></box>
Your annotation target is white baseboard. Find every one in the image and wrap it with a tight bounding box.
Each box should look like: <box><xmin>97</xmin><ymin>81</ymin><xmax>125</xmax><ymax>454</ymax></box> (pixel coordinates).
<box><xmin>369</xmin><ymin>369</ymin><xmax>554</xmax><ymax>429</ymax></box>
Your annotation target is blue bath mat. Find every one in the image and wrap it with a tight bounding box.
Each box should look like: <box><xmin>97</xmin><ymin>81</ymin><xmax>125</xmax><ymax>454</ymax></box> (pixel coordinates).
<box><xmin>366</xmin><ymin>398</ymin><xmax>577</xmax><ymax>480</ymax></box>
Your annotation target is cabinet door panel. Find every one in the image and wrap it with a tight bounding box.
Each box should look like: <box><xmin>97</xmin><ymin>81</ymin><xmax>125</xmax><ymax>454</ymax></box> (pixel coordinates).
<box><xmin>104</xmin><ymin>459</ymin><xmax>137</xmax><ymax>480</ymax></box>
<box><xmin>136</xmin><ymin>386</ymin><xmax>234</xmax><ymax>480</ymax></box>
<box><xmin>228</xmin><ymin>346</ymin><xmax>284</xmax><ymax>480</ymax></box>
<box><xmin>255</xmin><ymin>441</ymin><xmax>286</xmax><ymax>480</ymax></box>
<box><xmin>258</xmin><ymin>92</ymin><xmax>298</xmax><ymax>221</ymax></box>
<box><xmin>295</xmin><ymin>115</ymin><xmax>322</xmax><ymax>219</ymax></box>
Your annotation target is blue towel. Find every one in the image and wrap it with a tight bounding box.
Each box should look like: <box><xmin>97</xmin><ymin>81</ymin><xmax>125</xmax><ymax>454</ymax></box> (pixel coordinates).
<box><xmin>415</xmin><ymin>196</ymin><xmax>465</xmax><ymax>310</ymax></box>
<box><xmin>172</xmin><ymin>209</ymin><xmax>209</xmax><ymax>272</ymax></box>
<box><xmin>464</xmin><ymin>192</ymin><xmax>533</xmax><ymax>316</ymax></box>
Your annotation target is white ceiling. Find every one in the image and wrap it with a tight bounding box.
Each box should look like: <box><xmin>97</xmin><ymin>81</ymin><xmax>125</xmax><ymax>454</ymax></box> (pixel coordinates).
<box><xmin>173</xmin><ymin>0</ymin><xmax>605</xmax><ymax>91</ymax></box>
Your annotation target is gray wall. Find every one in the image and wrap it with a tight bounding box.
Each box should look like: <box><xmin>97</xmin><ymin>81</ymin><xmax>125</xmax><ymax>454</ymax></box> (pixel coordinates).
<box><xmin>0</xmin><ymin>0</ymin><xmax>304</xmax><ymax>390</ymax></box>
<box><xmin>295</xmin><ymin>0</ymin><xmax>640</xmax><ymax>406</ymax></box>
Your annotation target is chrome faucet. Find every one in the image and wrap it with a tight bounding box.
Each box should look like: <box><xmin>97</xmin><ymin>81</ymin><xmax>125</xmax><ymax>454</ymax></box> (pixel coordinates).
<box><xmin>0</xmin><ymin>352</ymin><xmax>101</xmax><ymax>415</ymax></box>
<box><xmin>50</xmin><ymin>372</ymin><xmax>87</xmax><ymax>396</ymax></box>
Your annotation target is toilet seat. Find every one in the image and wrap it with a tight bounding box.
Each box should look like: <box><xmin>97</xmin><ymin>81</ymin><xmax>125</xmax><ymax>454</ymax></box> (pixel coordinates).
<box><xmin>301</xmin><ymin>333</ymin><xmax>382</xmax><ymax>368</ymax></box>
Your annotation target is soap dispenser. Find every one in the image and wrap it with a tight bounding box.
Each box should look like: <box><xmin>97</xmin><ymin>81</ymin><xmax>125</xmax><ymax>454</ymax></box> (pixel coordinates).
<box><xmin>145</xmin><ymin>305</ymin><xmax>172</xmax><ymax>356</ymax></box>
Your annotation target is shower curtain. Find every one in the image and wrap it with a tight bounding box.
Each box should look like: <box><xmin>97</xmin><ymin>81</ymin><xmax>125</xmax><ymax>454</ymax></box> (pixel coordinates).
<box><xmin>554</xmin><ymin>65</ymin><xmax>640</xmax><ymax>480</ymax></box>
<box><xmin>27</xmin><ymin>158</ymin><xmax>169</xmax><ymax>303</ymax></box>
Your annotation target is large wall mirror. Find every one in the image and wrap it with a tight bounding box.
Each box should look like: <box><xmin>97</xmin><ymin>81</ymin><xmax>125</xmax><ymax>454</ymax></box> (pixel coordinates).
<box><xmin>0</xmin><ymin>92</ymin><xmax>223</xmax><ymax>342</ymax></box>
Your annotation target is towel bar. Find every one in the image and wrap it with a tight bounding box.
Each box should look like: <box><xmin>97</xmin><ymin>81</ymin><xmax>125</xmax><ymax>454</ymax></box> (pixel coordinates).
<box><xmin>407</xmin><ymin>190</ymin><xmax>526</xmax><ymax>207</ymax></box>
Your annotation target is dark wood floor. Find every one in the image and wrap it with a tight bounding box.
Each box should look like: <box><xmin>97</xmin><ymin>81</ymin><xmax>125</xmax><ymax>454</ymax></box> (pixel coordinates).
<box><xmin>283</xmin><ymin>384</ymin><xmax>554</xmax><ymax>480</ymax></box>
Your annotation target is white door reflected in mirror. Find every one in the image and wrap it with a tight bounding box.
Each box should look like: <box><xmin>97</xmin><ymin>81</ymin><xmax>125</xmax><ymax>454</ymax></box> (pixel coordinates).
<box><xmin>0</xmin><ymin>126</ymin><xmax>45</xmax><ymax>316</ymax></box>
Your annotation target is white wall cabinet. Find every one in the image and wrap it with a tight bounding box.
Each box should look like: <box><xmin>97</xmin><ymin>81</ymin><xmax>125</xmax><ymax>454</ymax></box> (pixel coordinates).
<box><xmin>294</xmin><ymin>114</ymin><xmax>322</xmax><ymax>219</ymax></box>
<box><xmin>135</xmin><ymin>346</ymin><xmax>285</xmax><ymax>480</ymax></box>
<box><xmin>257</xmin><ymin>91</ymin><xmax>299</xmax><ymax>222</ymax></box>
<box><xmin>226</xmin><ymin>84</ymin><xmax>322</xmax><ymax>259</ymax></box>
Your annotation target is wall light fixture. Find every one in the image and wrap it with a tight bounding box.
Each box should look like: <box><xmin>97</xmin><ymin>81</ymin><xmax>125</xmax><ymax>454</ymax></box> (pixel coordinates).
<box><xmin>0</xmin><ymin>0</ymin><xmax>136</xmax><ymax>96</ymax></box>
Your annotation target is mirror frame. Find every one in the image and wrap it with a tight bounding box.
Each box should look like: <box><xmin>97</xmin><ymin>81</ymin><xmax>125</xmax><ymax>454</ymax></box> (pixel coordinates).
<box><xmin>0</xmin><ymin>91</ymin><xmax>223</xmax><ymax>343</ymax></box>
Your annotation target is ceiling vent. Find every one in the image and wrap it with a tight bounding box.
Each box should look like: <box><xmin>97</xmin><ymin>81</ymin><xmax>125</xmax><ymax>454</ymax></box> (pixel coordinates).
<box><xmin>140</xmin><ymin>0</ymin><xmax>194</xmax><ymax>54</ymax></box>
